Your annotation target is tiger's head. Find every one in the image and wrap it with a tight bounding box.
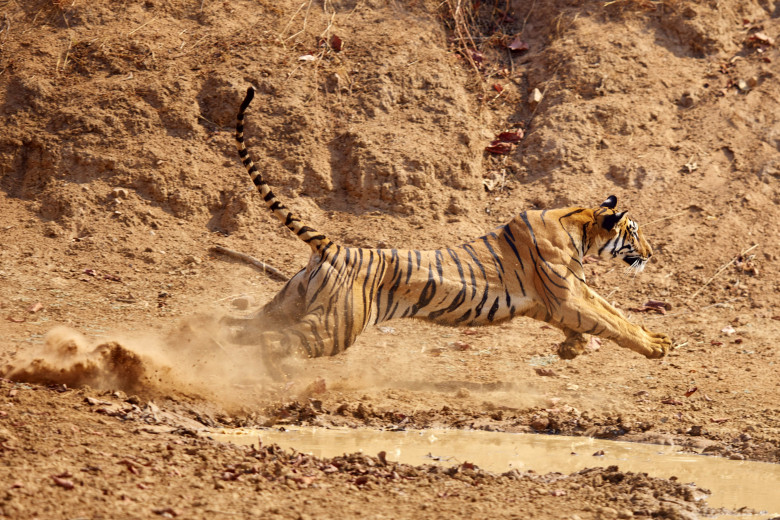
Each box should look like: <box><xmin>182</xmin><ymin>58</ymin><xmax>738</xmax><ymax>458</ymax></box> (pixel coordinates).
<box><xmin>591</xmin><ymin>195</ymin><xmax>653</xmax><ymax>273</ymax></box>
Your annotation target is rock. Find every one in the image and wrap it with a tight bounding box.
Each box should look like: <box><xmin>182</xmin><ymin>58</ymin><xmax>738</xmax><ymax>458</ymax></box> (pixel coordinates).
<box><xmin>111</xmin><ymin>187</ymin><xmax>129</xmax><ymax>199</ymax></box>
<box><xmin>679</xmin><ymin>92</ymin><xmax>696</xmax><ymax>107</ymax></box>
<box><xmin>529</xmin><ymin>87</ymin><xmax>543</xmax><ymax>105</ymax></box>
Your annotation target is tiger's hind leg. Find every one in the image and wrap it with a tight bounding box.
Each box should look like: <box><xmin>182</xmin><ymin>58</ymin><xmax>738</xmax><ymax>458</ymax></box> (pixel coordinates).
<box><xmin>219</xmin><ymin>268</ymin><xmax>308</xmax><ymax>345</ymax></box>
<box><xmin>242</xmin><ymin>311</ymin><xmax>360</xmax><ymax>380</ymax></box>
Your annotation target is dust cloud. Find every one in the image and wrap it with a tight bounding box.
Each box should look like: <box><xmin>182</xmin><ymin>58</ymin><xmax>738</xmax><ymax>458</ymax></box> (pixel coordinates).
<box><xmin>2</xmin><ymin>315</ymin><xmax>546</xmax><ymax>414</ymax></box>
<box><xmin>0</xmin><ymin>315</ymin><xmax>285</xmax><ymax>403</ymax></box>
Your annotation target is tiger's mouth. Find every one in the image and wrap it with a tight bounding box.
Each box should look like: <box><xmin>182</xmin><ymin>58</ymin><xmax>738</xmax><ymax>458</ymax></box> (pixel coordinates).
<box><xmin>623</xmin><ymin>255</ymin><xmax>646</xmax><ymax>270</ymax></box>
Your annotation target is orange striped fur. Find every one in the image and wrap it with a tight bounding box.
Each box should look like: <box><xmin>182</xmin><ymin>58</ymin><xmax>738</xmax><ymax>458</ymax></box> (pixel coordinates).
<box><xmin>226</xmin><ymin>87</ymin><xmax>670</xmax><ymax>368</ymax></box>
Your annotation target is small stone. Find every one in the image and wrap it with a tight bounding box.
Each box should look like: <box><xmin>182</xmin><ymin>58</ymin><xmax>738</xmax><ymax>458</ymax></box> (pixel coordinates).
<box><xmin>679</xmin><ymin>92</ymin><xmax>696</xmax><ymax>107</ymax></box>
<box><xmin>184</xmin><ymin>255</ymin><xmax>202</xmax><ymax>265</ymax></box>
<box><xmin>531</xmin><ymin>417</ymin><xmax>549</xmax><ymax>431</ymax></box>
<box><xmin>529</xmin><ymin>87</ymin><xmax>543</xmax><ymax>105</ymax></box>
<box><xmin>112</xmin><ymin>187</ymin><xmax>129</xmax><ymax>199</ymax></box>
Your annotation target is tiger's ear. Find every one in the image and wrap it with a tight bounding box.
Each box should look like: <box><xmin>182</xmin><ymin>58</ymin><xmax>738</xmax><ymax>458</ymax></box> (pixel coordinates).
<box><xmin>601</xmin><ymin>211</ymin><xmax>627</xmax><ymax>230</ymax></box>
<box><xmin>600</xmin><ymin>195</ymin><xmax>617</xmax><ymax>209</ymax></box>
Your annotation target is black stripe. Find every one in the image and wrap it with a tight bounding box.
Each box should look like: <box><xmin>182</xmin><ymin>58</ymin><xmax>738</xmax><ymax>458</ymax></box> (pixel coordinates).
<box><xmin>382</xmin><ymin>250</ymin><xmax>402</xmax><ymax>322</ymax></box>
<box><xmin>487</xmin><ymin>296</ymin><xmax>500</xmax><ymax>321</ymax></box>
<box><xmin>467</xmin><ymin>263</ymin><xmax>477</xmax><ymax>299</ymax></box>
<box><xmin>520</xmin><ymin>212</ymin><xmax>568</xmax><ymax>286</ymax></box>
<box><xmin>454</xmin><ymin>309</ymin><xmax>472</xmax><ymax>323</ymax></box>
<box><xmin>501</xmin><ymin>225</ymin><xmax>525</xmax><ymax>271</ymax></box>
<box><xmin>409</xmin><ymin>266</ymin><xmax>436</xmax><ymax>316</ymax></box>
<box><xmin>240</xmin><ymin>86</ymin><xmax>255</xmax><ymax>112</ymax></box>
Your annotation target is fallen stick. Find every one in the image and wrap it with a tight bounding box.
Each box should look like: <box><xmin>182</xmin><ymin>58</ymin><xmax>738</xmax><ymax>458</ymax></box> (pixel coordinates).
<box><xmin>211</xmin><ymin>245</ymin><xmax>288</xmax><ymax>282</ymax></box>
<box><xmin>685</xmin><ymin>244</ymin><xmax>758</xmax><ymax>306</ymax></box>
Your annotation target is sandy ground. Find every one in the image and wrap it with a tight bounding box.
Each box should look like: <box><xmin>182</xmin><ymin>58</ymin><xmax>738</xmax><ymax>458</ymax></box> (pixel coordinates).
<box><xmin>1</xmin><ymin>0</ymin><xmax>780</xmax><ymax>518</ymax></box>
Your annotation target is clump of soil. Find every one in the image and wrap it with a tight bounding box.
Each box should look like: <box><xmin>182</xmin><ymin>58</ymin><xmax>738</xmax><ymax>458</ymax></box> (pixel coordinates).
<box><xmin>2</xmin><ymin>327</ymin><xmax>146</xmax><ymax>392</ymax></box>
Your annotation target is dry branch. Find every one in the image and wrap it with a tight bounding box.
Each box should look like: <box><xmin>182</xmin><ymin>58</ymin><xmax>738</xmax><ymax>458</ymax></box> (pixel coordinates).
<box><xmin>211</xmin><ymin>246</ymin><xmax>288</xmax><ymax>282</ymax></box>
<box><xmin>685</xmin><ymin>244</ymin><xmax>758</xmax><ymax>305</ymax></box>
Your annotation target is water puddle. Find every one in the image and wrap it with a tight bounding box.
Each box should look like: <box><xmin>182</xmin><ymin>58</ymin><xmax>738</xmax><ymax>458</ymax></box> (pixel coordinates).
<box><xmin>208</xmin><ymin>427</ymin><xmax>780</xmax><ymax>515</ymax></box>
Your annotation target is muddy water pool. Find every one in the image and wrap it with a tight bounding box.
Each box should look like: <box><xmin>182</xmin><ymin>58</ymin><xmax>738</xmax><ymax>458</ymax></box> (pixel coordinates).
<box><xmin>208</xmin><ymin>427</ymin><xmax>780</xmax><ymax>515</ymax></box>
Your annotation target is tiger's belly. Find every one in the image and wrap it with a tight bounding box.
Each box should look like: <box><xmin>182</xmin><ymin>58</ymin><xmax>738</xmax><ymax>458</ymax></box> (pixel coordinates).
<box><xmin>412</xmin><ymin>291</ymin><xmax>537</xmax><ymax>327</ymax></box>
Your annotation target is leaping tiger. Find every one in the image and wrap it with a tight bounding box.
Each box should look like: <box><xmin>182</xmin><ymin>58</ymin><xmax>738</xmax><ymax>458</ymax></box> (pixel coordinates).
<box><xmin>224</xmin><ymin>86</ymin><xmax>671</xmax><ymax>368</ymax></box>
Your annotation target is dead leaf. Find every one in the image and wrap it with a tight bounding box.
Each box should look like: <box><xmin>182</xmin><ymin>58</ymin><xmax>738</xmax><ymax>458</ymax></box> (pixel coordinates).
<box><xmin>585</xmin><ymin>337</ymin><xmax>602</xmax><ymax>352</ymax></box>
<box><xmin>661</xmin><ymin>398</ymin><xmax>683</xmax><ymax>405</ymax></box>
<box><xmin>330</xmin><ymin>34</ymin><xmax>343</xmax><ymax>52</ymax></box>
<box><xmin>711</xmin><ymin>417</ymin><xmax>729</xmax><ymax>424</ymax></box>
<box><xmin>507</xmin><ymin>36</ymin><xmax>529</xmax><ymax>52</ymax></box>
<box><xmin>747</xmin><ymin>31</ymin><xmax>774</xmax><ymax>47</ymax></box>
<box><xmin>51</xmin><ymin>476</ymin><xmax>75</xmax><ymax>490</ymax></box>
<box><xmin>451</xmin><ymin>341</ymin><xmax>471</xmax><ymax>351</ymax></box>
<box><xmin>6</xmin><ymin>316</ymin><xmax>25</xmax><ymax>323</ymax></box>
<box><xmin>630</xmin><ymin>300</ymin><xmax>671</xmax><ymax>315</ymax></box>
<box><xmin>684</xmin><ymin>387</ymin><xmax>698</xmax><ymax>397</ymax></box>
<box><xmin>153</xmin><ymin>508</ymin><xmax>179</xmax><ymax>517</ymax></box>
<box><xmin>534</xmin><ymin>367</ymin><xmax>557</xmax><ymax>377</ymax></box>
<box><xmin>485</xmin><ymin>142</ymin><xmax>513</xmax><ymax>155</ymax></box>
<box><xmin>645</xmin><ymin>299</ymin><xmax>672</xmax><ymax>311</ymax></box>
<box><xmin>495</xmin><ymin>130</ymin><xmax>524</xmax><ymax>143</ymax></box>
<box><xmin>492</xmin><ymin>83</ymin><xmax>504</xmax><ymax>93</ymax></box>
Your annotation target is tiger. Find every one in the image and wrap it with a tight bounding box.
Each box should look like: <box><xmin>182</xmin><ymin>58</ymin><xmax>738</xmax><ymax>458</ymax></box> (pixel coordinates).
<box><xmin>224</xmin><ymin>86</ymin><xmax>671</xmax><ymax>370</ymax></box>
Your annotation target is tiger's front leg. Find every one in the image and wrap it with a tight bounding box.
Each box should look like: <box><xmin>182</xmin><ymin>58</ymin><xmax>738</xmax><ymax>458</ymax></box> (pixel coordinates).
<box><xmin>552</xmin><ymin>285</ymin><xmax>671</xmax><ymax>360</ymax></box>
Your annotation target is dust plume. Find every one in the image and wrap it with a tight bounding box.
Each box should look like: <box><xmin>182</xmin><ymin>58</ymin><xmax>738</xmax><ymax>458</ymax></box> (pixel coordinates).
<box><xmin>0</xmin><ymin>314</ymin><xmax>288</xmax><ymax>404</ymax></box>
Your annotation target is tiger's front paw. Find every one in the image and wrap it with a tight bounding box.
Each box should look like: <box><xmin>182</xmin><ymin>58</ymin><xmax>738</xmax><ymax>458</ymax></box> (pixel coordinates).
<box><xmin>643</xmin><ymin>329</ymin><xmax>671</xmax><ymax>359</ymax></box>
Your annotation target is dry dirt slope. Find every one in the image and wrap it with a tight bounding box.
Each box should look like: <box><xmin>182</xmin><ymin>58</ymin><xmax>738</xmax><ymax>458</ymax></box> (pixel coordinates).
<box><xmin>0</xmin><ymin>0</ymin><xmax>780</xmax><ymax>518</ymax></box>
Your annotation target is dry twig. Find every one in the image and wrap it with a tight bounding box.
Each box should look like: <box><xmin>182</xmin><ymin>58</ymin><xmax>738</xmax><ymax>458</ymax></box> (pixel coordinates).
<box><xmin>685</xmin><ymin>244</ymin><xmax>758</xmax><ymax>305</ymax></box>
<box><xmin>211</xmin><ymin>246</ymin><xmax>288</xmax><ymax>282</ymax></box>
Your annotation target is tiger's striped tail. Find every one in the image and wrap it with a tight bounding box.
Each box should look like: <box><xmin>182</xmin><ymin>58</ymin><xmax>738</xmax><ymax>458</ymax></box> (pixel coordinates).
<box><xmin>236</xmin><ymin>86</ymin><xmax>332</xmax><ymax>254</ymax></box>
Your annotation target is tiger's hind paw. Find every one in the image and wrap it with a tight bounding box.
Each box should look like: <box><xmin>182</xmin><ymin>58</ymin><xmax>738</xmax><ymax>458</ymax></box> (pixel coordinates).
<box><xmin>557</xmin><ymin>335</ymin><xmax>587</xmax><ymax>360</ymax></box>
